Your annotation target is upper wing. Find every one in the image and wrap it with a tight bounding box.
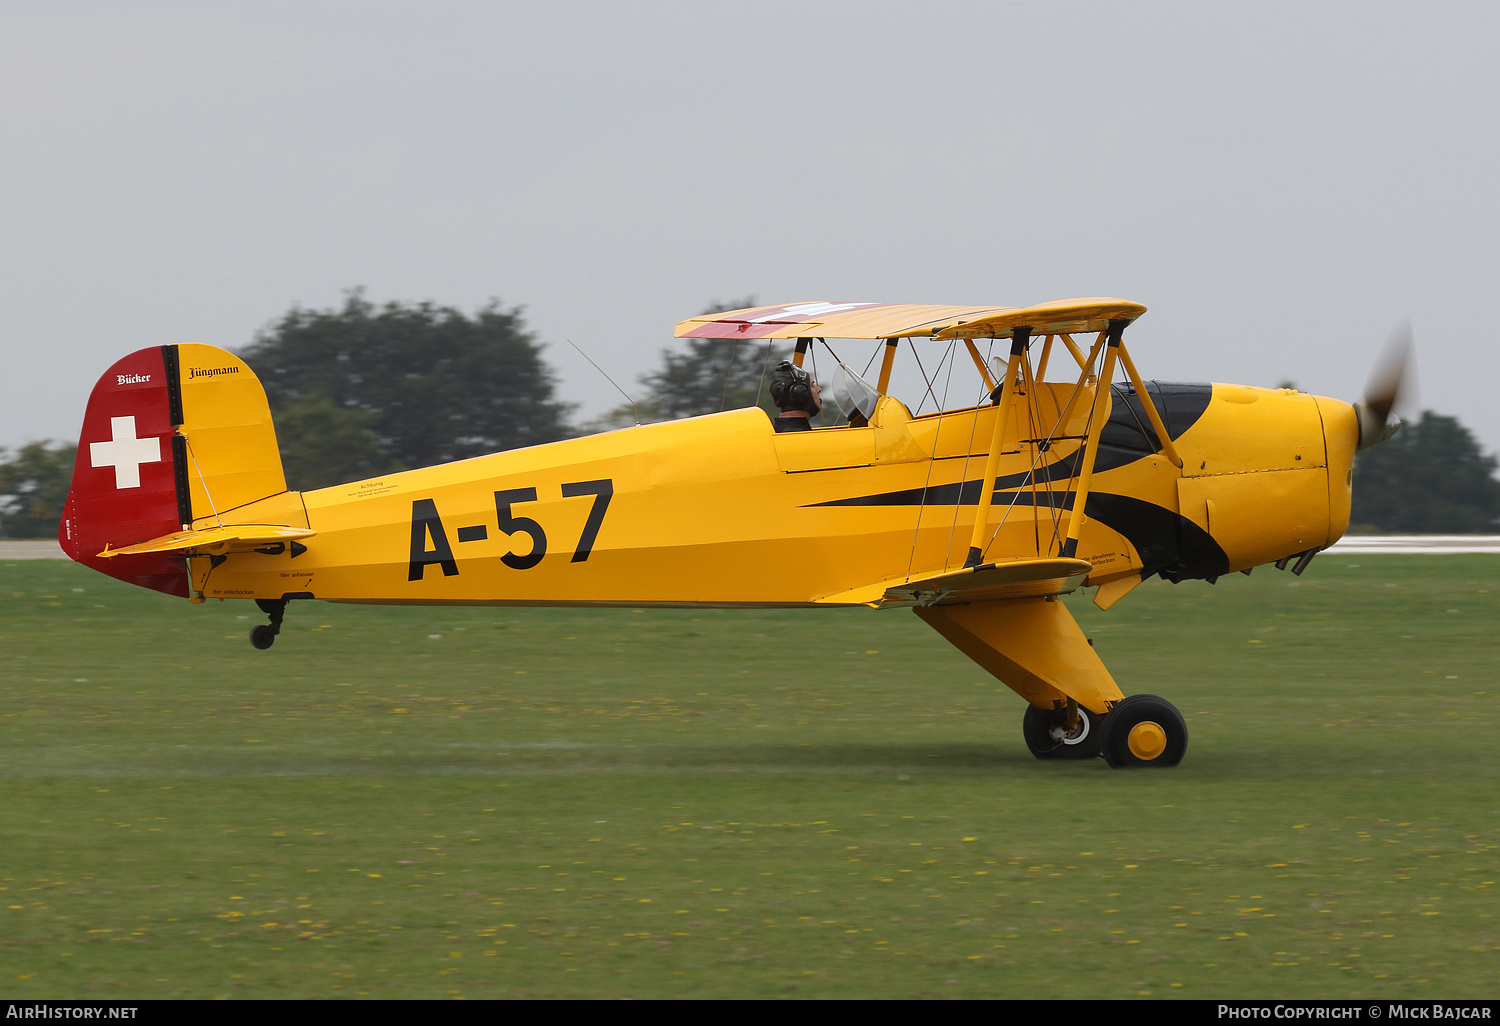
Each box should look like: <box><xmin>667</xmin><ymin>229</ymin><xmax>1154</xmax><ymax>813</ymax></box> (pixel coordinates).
<box><xmin>675</xmin><ymin>298</ymin><xmax>1146</xmax><ymax>342</ymax></box>
<box><xmin>932</xmin><ymin>298</ymin><xmax>1146</xmax><ymax>339</ymax></box>
<box><xmin>675</xmin><ymin>302</ymin><xmax>1019</xmax><ymax>340</ymax></box>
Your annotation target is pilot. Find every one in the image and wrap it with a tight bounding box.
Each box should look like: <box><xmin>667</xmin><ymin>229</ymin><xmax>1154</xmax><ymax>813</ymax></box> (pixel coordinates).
<box><xmin>768</xmin><ymin>361</ymin><xmax>822</xmax><ymax>432</ymax></box>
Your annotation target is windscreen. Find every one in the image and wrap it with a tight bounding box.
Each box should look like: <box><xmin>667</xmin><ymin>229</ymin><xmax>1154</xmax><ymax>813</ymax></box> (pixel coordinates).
<box><xmin>831</xmin><ymin>363</ymin><xmax>881</xmax><ymax>420</ymax></box>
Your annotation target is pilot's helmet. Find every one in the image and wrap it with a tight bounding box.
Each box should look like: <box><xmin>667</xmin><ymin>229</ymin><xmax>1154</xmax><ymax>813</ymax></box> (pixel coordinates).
<box><xmin>769</xmin><ymin>361</ymin><xmax>819</xmax><ymax>414</ymax></box>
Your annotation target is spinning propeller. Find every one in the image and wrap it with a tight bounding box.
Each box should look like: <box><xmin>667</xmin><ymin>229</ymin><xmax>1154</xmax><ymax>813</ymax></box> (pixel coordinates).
<box><xmin>1353</xmin><ymin>321</ymin><xmax>1416</xmax><ymax>450</ymax></box>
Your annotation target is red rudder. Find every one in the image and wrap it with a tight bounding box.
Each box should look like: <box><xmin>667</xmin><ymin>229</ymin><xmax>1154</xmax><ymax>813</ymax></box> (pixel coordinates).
<box><xmin>60</xmin><ymin>346</ymin><xmax>191</xmax><ymax>596</ymax></box>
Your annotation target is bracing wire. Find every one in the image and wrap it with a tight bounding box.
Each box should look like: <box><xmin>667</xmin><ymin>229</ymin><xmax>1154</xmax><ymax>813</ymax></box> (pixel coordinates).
<box><xmin>568</xmin><ymin>339</ymin><xmax>640</xmax><ymax>426</ymax></box>
<box><xmin>807</xmin><ymin>342</ymin><xmax>824</xmax><ymax>426</ymax></box>
<box><xmin>905</xmin><ymin>338</ymin><xmax>957</xmax><ymax>583</ymax></box>
<box><xmin>906</xmin><ymin>339</ymin><xmax>939</xmax><ymax>414</ymax></box>
<box><xmin>816</xmin><ymin>338</ymin><xmax>856</xmax><ymax>376</ymax></box>
<box><xmin>955</xmin><ymin>336</ymin><xmax>1021</xmax><ymax>566</ymax></box>
<box><xmin>1044</xmin><ymin>336</ymin><xmax>1110</xmax><ymax>549</ymax></box>
<box><xmin>941</xmin><ymin>340</ymin><xmax>980</xmax><ymax>567</ymax></box>
<box><xmin>754</xmin><ymin>339</ymin><xmax>776</xmax><ymax>410</ymax></box>
<box><xmin>184</xmin><ymin>436</ymin><xmax>222</xmax><ymax>528</ymax></box>
<box><xmin>1024</xmin><ymin>343</ymin><xmax>1045</xmax><ymax>557</ymax></box>
<box><xmin>718</xmin><ymin>339</ymin><xmax>740</xmax><ymax>413</ymax></box>
<box><xmin>817</xmin><ymin>338</ymin><xmax>885</xmax><ymax>418</ymax></box>
<box><xmin>979</xmin><ymin>343</ymin><xmax>1043</xmax><ymax>560</ymax></box>
<box><xmin>912</xmin><ymin>338</ymin><xmax>958</xmax><ymax>416</ymax></box>
<box><xmin>980</xmin><ymin>335</ymin><xmax>1108</xmax><ymax>559</ymax></box>
<box><xmin>969</xmin><ymin>337</ymin><xmax>1106</xmax><ymax>565</ymax></box>
<box><xmin>903</xmin><ymin>334</ymin><xmax>1115</xmax><ymax>575</ymax></box>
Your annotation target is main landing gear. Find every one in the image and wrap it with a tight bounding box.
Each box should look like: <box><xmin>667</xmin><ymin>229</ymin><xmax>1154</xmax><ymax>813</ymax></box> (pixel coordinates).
<box><xmin>1099</xmin><ymin>694</ymin><xmax>1188</xmax><ymax>767</ymax></box>
<box><xmin>1023</xmin><ymin>694</ymin><xmax>1188</xmax><ymax>767</ymax></box>
<box><xmin>249</xmin><ymin>598</ymin><xmax>286</xmax><ymax>650</ymax></box>
<box><xmin>1023</xmin><ymin>702</ymin><xmax>1102</xmax><ymax>760</ymax></box>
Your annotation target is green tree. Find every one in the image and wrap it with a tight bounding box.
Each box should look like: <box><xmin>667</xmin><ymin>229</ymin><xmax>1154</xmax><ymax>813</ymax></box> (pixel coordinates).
<box><xmin>271</xmin><ymin>397</ymin><xmax>404</xmax><ymax>491</ymax></box>
<box><xmin>582</xmin><ymin>298</ymin><xmax>792</xmax><ymax>431</ymax></box>
<box><xmin>0</xmin><ymin>440</ymin><xmax>77</xmax><ymax>539</ymax></box>
<box><xmin>241</xmin><ymin>291</ymin><xmax>573</xmax><ymax>483</ymax></box>
<box><xmin>1351</xmin><ymin>411</ymin><xmax>1500</xmax><ymax>532</ymax></box>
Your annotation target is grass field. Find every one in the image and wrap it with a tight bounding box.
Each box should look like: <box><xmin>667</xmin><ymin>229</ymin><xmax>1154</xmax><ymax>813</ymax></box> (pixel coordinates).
<box><xmin>1</xmin><ymin>555</ymin><xmax>1498</xmax><ymax>999</ymax></box>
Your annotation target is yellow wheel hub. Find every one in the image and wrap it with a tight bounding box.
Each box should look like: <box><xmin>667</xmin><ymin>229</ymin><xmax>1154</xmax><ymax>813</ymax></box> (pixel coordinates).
<box><xmin>1127</xmin><ymin>721</ymin><xmax>1167</xmax><ymax>761</ymax></box>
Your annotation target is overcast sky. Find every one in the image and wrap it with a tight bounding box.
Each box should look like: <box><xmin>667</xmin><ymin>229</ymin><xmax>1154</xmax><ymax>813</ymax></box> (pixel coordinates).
<box><xmin>3</xmin><ymin>1</ymin><xmax>1495</xmax><ymax>453</ymax></box>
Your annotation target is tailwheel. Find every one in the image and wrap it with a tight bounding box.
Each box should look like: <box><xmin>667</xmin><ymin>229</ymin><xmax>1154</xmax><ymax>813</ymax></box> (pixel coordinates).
<box><xmin>1100</xmin><ymin>694</ymin><xmax>1187</xmax><ymax>768</ymax></box>
<box><xmin>249</xmin><ymin>598</ymin><xmax>287</xmax><ymax>651</ymax></box>
<box><xmin>1022</xmin><ymin>702</ymin><xmax>1102</xmax><ymax>760</ymax></box>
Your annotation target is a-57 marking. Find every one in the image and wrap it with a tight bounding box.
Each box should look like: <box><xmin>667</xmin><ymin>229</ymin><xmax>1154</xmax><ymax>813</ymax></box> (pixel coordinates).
<box><xmin>408</xmin><ymin>479</ymin><xmax>614</xmax><ymax>581</ymax></box>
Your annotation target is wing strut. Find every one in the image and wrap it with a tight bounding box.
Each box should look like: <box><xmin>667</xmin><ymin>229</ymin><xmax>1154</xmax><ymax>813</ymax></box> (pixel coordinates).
<box><xmin>1058</xmin><ymin>319</ymin><xmax>1125</xmax><ymax>558</ymax></box>
<box><xmin>1115</xmin><ymin>343</ymin><xmax>1183</xmax><ymax>469</ymax></box>
<box><xmin>1034</xmin><ymin>334</ymin><xmax>1055</xmax><ymax>382</ymax></box>
<box><xmin>962</xmin><ymin>339</ymin><xmax>996</xmax><ymax>393</ymax></box>
<box><xmin>963</xmin><ymin>331</ymin><xmax>1030</xmax><ymax>568</ymax></box>
<box><xmin>954</xmin><ymin>312</ymin><xmax>1175</xmax><ymax>564</ymax></box>
<box><xmin>874</xmin><ymin>338</ymin><xmax>899</xmax><ymax>395</ymax></box>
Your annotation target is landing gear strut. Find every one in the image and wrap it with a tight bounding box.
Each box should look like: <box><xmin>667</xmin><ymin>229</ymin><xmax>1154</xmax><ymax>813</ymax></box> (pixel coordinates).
<box><xmin>249</xmin><ymin>598</ymin><xmax>286</xmax><ymax>650</ymax></box>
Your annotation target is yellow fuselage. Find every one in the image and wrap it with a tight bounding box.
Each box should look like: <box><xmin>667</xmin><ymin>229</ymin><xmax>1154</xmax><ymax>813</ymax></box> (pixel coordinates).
<box><xmin>189</xmin><ymin>382</ymin><xmax>1358</xmax><ymax>608</ymax></box>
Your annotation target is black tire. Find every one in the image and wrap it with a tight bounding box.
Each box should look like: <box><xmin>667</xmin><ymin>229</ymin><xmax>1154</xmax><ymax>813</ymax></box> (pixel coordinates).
<box><xmin>1022</xmin><ymin>703</ymin><xmax>1103</xmax><ymax>760</ymax></box>
<box><xmin>249</xmin><ymin>624</ymin><xmax>276</xmax><ymax>650</ymax></box>
<box><xmin>1100</xmin><ymin>694</ymin><xmax>1187</xmax><ymax>768</ymax></box>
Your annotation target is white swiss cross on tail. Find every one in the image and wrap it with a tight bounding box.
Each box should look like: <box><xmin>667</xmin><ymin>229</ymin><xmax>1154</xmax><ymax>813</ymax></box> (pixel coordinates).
<box><xmin>90</xmin><ymin>415</ymin><xmax>162</xmax><ymax>489</ymax></box>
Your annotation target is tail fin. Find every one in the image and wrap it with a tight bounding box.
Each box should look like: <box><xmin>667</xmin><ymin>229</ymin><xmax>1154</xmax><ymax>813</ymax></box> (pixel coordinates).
<box><xmin>60</xmin><ymin>344</ymin><xmax>287</xmax><ymax>596</ymax></box>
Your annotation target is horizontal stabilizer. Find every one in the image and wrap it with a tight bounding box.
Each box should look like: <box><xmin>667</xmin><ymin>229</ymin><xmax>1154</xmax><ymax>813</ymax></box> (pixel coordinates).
<box><xmin>99</xmin><ymin>524</ymin><xmax>315</xmax><ymax>558</ymax></box>
<box><xmin>816</xmin><ymin>556</ymin><xmax>1093</xmax><ymax>607</ymax></box>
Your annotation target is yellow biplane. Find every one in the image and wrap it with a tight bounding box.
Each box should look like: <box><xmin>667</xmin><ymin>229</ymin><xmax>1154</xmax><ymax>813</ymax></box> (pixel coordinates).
<box><xmin>59</xmin><ymin>298</ymin><xmax>1408</xmax><ymax>767</ymax></box>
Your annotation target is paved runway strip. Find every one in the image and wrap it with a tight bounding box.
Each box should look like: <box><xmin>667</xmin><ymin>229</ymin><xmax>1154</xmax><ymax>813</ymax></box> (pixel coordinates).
<box><xmin>0</xmin><ymin>540</ymin><xmax>64</xmax><ymax>560</ymax></box>
<box><xmin>1324</xmin><ymin>535</ymin><xmax>1500</xmax><ymax>554</ymax></box>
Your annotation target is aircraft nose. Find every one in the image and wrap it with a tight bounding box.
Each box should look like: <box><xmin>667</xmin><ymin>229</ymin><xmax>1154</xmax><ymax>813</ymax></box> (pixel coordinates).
<box><xmin>1315</xmin><ymin>396</ymin><xmax>1359</xmax><ymax>547</ymax></box>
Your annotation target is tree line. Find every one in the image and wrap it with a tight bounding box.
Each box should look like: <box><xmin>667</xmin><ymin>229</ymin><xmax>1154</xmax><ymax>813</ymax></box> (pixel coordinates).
<box><xmin>3</xmin><ymin>293</ymin><xmax>1498</xmax><ymax>536</ymax></box>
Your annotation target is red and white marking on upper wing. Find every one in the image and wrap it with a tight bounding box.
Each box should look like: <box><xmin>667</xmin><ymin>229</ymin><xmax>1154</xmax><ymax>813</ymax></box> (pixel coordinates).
<box><xmin>89</xmin><ymin>415</ymin><xmax>162</xmax><ymax>489</ymax></box>
<box><xmin>677</xmin><ymin>301</ymin><xmax>888</xmax><ymax>339</ymax></box>
<box><xmin>745</xmin><ymin>302</ymin><xmax>878</xmax><ymax>324</ymax></box>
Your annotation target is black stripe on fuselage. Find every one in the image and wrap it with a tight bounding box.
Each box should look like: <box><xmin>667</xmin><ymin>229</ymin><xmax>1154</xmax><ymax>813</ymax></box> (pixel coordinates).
<box><xmin>807</xmin><ymin>488</ymin><xmax>1227</xmax><ymax>583</ymax></box>
<box><xmin>806</xmin><ymin>447</ymin><xmax>1129</xmax><ymax>507</ymax></box>
<box><xmin>805</xmin><ymin>382</ymin><xmax>1223</xmax><ymax>579</ymax></box>
<box><xmin>811</xmin><ymin>382</ymin><xmax>1213</xmax><ymax>507</ymax></box>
